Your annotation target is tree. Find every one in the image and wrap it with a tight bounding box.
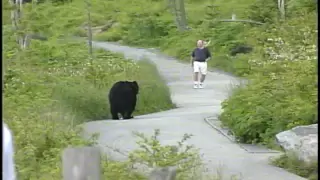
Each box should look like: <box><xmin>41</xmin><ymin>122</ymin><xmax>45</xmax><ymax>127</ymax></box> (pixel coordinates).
<box><xmin>85</xmin><ymin>0</ymin><xmax>93</xmax><ymax>61</ymax></box>
<box><xmin>168</xmin><ymin>0</ymin><xmax>188</xmax><ymax>31</ymax></box>
<box><xmin>9</xmin><ymin>0</ymin><xmax>30</xmax><ymax>49</ymax></box>
<box><xmin>278</xmin><ymin>0</ymin><xmax>285</xmax><ymax>20</ymax></box>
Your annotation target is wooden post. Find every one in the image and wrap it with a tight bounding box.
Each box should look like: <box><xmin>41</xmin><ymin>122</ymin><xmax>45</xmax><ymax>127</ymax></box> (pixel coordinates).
<box><xmin>231</xmin><ymin>13</ymin><xmax>236</xmax><ymax>20</ymax></box>
<box><xmin>62</xmin><ymin>147</ymin><xmax>101</xmax><ymax>180</ymax></box>
<box><xmin>149</xmin><ymin>167</ymin><xmax>177</xmax><ymax>180</ymax></box>
<box><xmin>85</xmin><ymin>0</ymin><xmax>93</xmax><ymax>60</ymax></box>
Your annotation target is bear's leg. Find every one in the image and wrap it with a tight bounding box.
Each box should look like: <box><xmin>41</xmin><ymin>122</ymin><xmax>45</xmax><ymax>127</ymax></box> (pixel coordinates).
<box><xmin>110</xmin><ymin>106</ymin><xmax>119</xmax><ymax>120</ymax></box>
<box><xmin>123</xmin><ymin>109</ymin><xmax>134</xmax><ymax>119</ymax></box>
<box><xmin>125</xmin><ymin>97</ymin><xmax>136</xmax><ymax>119</ymax></box>
<box><xmin>119</xmin><ymin>111</ymin><xmax>127</xmax><ymax>120</ymax></box>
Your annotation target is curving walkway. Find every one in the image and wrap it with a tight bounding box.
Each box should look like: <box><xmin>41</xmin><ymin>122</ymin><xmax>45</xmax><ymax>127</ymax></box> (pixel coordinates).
<box><xmin>81</xmin><ymin>41</ymin><xmax>306</xmax><ymax>180</ymax></box>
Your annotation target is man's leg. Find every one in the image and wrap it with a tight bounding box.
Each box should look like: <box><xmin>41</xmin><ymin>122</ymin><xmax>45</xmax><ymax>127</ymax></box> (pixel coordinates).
<box><xmin>193</xmin><ymin>72</ymin><xmax>199</xmax><ymax>88</ymax></box>
<box><xmin>193</xmin><ymin>72</ymin><xmax>199</xmax><ymax>82</ymax></box>
<box><xmin>199</xmin><ymin>62</ymin><xmax>207</xmax><ymax>88</ymax></box>
<box><xmin>193</xmin><ymin>62</ymin><xmax>199</xmax><ymax>88</ymax></box>
<box><xmin>200</xmin><ymin>74</ymin><xmax>206</xmax><ymax>83</ymax></box>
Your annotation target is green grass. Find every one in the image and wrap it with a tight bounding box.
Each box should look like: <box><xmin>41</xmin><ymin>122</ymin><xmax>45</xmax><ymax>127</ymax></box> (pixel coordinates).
<box><xmin>3</xmin><ymin>24</ymin><xmax>174</xmax><ymax>178</ymax></box>
<box><xmin>51</xmin><ymin>58</ymin><xmax>174</xmax><ymax>122</ymax></box>
<box><xmin>2</xmin><ymin>0</ymin><xmax>317</xmax><ymax>178</ymax></box>
<box><xmin>271</xmin><ymin>153</ymin><xmax>318</xmax><ymax>180</ymax></box>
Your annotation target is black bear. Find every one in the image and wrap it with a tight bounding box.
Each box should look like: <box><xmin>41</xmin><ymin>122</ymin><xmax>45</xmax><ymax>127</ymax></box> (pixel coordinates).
<box><xmin>230</xmin><ymin>45</ymin><xmax>253</xmax><ymax>56</ymax></box>
<box><xmin>108</xmin><ymin>81</ymin><xmax>139</xmax><ymax>120</ymax></box>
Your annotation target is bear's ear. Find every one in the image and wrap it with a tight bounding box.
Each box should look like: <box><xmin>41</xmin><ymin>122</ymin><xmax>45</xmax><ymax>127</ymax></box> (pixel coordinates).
<box><xmin>131</xmin><ymin>81</ymin><xmax>139</xmax><ymax>94</ymax></box>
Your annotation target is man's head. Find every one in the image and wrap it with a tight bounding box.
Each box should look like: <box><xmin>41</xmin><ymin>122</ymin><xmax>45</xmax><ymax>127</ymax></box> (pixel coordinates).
<box><xmin>197</xmin><ymin>40</ymin><xmax>204</xmax><ymax>48</ymax></box>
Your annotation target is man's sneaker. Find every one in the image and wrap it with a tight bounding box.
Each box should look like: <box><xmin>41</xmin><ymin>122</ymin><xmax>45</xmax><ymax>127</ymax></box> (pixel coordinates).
<box><xmin>193</xmin><ymin>84</ymin><xmax>199</xmax><ymax>89</ymax></box>
<box><xmin>199</xmin><ymin>83</ymin><xmax>204</xmax><ymax>89</ymax></box>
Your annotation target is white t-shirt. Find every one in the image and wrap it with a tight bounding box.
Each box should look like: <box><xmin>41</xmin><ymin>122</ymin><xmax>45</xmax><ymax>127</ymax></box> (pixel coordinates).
<box><xmin>3</xmin><ymin>123</ymin><xmax>16</xmax><ymax>180</ymax></box>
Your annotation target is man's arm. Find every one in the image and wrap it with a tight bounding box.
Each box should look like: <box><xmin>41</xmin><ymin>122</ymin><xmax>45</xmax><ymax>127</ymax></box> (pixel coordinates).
<box><xmin>191</xmin><ymin>50</ymin><xmax>195</xmax><ymax>66</ymax></box>
<box><xmin>205</xmin><ymin>48</ymin><xmax>211</xmax><ymax>61</ymax></box>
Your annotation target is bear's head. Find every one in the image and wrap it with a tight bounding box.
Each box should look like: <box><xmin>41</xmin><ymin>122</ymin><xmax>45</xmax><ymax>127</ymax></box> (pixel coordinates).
<box><xmin>130</xmin><ymin>81</ymin><xmax>139</xmax><ymax>95</ymax></box>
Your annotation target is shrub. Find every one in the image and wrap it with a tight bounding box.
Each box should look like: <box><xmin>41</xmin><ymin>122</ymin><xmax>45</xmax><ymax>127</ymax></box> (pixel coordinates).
<box><xmin>245</xmin><ymin>0</ymin><xmax>278</xmax><ymax>23</ymax></box>
<box><xmin>218</xmin><ymin>12</ymin><xmax>317</xmax><ymax>146</ymax></box>
<box><xmin>219</xmin><ymin>59</ymin><xmax>317</xmax><ymax>145</ymax></box>
<box><xmin>101</xmin><ymin>129</ymin><xmax>242</xmax><ymax>180</ymax></box>
<box><xmin>102</xmin><ymin>129</ymin><xmax>202</xmax><ymax>180</ymax></box>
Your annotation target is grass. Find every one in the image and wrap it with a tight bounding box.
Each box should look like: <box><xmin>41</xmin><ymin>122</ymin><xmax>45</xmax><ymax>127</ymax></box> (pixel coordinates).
<box><xmin>51</xmin><ymin>57</ymin><xmax>174</xmax><ymax>122</ymax></box>
<box><xmin>271</xmin><ymin>152</ymin><xmax>318</xmax><ymax>180</ymax></box>
<box><xmin>2</xmin><ymin>0</ymin><xmax>317</xmax><ymax>178</ymax></box>
<box><xmin>3</xmin><ymin>24</ymin><xmax>174</xmax><ymax>178</ymax></box>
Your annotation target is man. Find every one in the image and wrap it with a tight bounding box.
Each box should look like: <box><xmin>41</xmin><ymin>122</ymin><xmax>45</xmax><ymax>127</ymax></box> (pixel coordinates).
<box><xmin>3</xmin><ymin>123</ymin><xmax>16</xmax><ymax>180</ymax></box>
<box><xmin>191</xmin><ymin>40</ymin><xmax>211</xmax><ymax>89</ymax></box>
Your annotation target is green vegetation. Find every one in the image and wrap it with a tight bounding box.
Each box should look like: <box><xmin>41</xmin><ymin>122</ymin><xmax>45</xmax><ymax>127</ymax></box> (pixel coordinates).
<box><xmin>94</xmin><ymin>0</ymin><xmax>316</xmax><ymax>176</ymax></box>
<box><xmin>91</xmin><ymin>0</ymin><xmax>317</xmax><ymax>147</ymax></box>
<box><xmin>271</xmin><ymin>152</ymin><xmax>318</xmax><ymax>180</ymax></box>
<box><xmin>3</xmin><ymin>1</ymin><xmax>174</xmax><ymax>178</ymax></box>
<box><xmin>102</xmin><ymin>129</ymin><xmax>241</xmax><ymax>180</ymax></box>
<box><xmin>3</xmin><ymin>0</ymin><xmax>317</xmax><ymax>178</ymax></box>
<box><xmin>3</xmin><ymin>35</ymin><xmax>174</xmax><ymax>178</ymax></box>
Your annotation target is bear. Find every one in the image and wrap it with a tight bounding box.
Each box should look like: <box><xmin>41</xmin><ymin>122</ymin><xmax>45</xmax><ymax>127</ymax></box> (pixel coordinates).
<box><xmin>230</xmin><ymin>44</ymin><xmax>253</xmax><ymax>56</ymax></box>
<box><xmin>108</xmin><ymin>81</ymin><xmax>139</xmax><ymax>120</ymax></box>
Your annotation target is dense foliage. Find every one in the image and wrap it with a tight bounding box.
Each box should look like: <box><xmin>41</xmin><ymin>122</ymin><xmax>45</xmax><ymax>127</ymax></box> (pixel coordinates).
<box><xmin>2</xmin><ymin>0</ymin><xmax>317</xmax><ymax>178</ymax></box>
<box><xmin>3</xmin><ymin>1</ymin><xmax>174</xmax><ymax>178</ymax></box>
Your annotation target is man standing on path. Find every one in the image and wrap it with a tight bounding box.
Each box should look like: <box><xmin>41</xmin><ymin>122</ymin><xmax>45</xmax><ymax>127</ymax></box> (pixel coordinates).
<box><xmin>191</xmin><ymin>40</ymin><xmax>211</xmax><ymax>89</ymax></box>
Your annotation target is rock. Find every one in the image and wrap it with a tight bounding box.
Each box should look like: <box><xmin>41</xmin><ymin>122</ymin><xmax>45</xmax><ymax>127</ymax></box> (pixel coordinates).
<box><xmin>275</xmin><ymin>124</ymin><xmax>318</xmax><ymax>163</ymax></box>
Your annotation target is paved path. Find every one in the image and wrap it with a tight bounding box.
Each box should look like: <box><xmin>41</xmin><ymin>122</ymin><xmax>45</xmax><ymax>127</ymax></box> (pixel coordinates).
<box><xmin>81</xmin><ymin>41</ymin><xmax>306</xmax><ymax>180</ymax></box>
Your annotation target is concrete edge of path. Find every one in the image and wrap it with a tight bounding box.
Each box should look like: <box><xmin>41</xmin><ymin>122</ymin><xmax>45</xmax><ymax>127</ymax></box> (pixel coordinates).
<box><xmin>204</xmin><ymin>117</ymin><xmax>282</xmax><ymax>154</ymax></box>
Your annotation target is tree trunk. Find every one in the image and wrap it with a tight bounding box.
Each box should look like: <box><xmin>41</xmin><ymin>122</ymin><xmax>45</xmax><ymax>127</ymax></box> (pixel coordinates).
<box><xmin>9</xmin><ymin>0</ymin><xmax>30</xmax><ymax>49</ymax></box>
<box><xmin>178</xmin><ymin>0</ymin><xmax>188</xmax><ymax>31</ymax></box>
<box><xmin>19</xmin><ymin>34</ymin><xmax>30</xmax><ymax>49</ymax></box>
<box><xmin>85</xmin><ymin>0</ymin><xmax>93</xmax><ymax>62</ymax></box>
<box><xmin>171</xmin><ymin>0</ymin><xmax>183</xmax><ymax>31</ymax></box>
<box><xmin>278</xmin><ymin>0</ymin><xmax>285</xmax><ymax>20</ymax></box>
<box><xmin>167</xmin><ymin>0</ymin><xmax>175</xmax><ymax>14</ymax></box>
<box><xmin>168</xmin><ymin>0</ymin><xmax>188</xmax><ymax>31</ymax></box>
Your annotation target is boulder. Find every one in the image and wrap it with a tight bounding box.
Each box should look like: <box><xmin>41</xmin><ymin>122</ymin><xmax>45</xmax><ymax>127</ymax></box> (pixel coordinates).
<box><xmin>275</xmin><ymin>124</ymin><xmax>318</xmax><ymax>163</ymax></box>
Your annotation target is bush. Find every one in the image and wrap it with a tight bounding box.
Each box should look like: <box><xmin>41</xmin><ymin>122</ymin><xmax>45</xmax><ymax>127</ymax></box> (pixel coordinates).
<box><xmin>102</xmin><ymin>129</ymin><xmax>202</xmax><ymax>180</ymax></box>
<box><xmin>219</xmin><ymin>59</ymin><xmax>317</xmax><ymax>145</ymax></box>
<box><xmin>101</xmin><ymin>129</ymin><xmax>242</xmax><ymax>180</ymax></box>
<box><xmin>245</xmin><ymin>0</ymin><xmax>278</xmax><ymax>23</ymax></box>
<box><xmin>218</xmin><ymin>13</ymin><xmax>317</xmax><ymax>146</ymax></box>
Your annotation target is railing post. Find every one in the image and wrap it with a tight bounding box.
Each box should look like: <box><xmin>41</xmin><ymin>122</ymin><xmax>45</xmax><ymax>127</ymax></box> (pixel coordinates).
<box><xmin>62</xmin><ymin>147</ymin><xmax>101</xmax><ymax>180</ymax></box>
